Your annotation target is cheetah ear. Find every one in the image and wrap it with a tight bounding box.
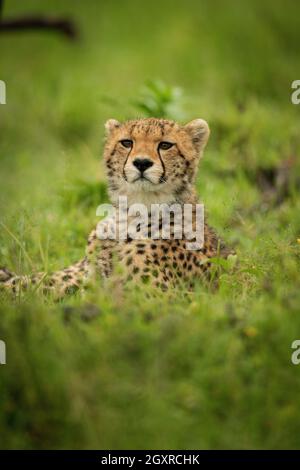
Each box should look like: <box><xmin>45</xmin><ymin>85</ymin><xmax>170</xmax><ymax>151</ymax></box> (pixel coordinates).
<box><xmin>185</xmin><ymin>119</ymin><xmax>210</xmax><ymax>152</ymax></box>
<box><xmin>105</xmin><ymin>119</ymin><xmax>121</xmax><ymax>134</ymax></box>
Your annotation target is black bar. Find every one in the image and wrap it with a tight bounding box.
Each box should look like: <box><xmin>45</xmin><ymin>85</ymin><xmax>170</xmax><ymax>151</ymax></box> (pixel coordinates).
<box><xmin>0</xmin><ymin>450</ymin><xmax>300</xmax><ymax>467</ymax></box>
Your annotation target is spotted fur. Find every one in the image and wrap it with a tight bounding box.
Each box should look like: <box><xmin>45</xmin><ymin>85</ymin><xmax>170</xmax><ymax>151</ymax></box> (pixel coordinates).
<box><xmin>0</xmin><ymin>118</ymin><xmax>231</xmax><ymax>297</ymax></box>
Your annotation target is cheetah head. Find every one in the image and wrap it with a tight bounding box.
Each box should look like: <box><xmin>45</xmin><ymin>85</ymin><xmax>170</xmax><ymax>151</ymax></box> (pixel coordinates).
<box><xmin>103</xmin><ymin>118</ymin><xmax>210</xmax><ymax>206</ymax></box>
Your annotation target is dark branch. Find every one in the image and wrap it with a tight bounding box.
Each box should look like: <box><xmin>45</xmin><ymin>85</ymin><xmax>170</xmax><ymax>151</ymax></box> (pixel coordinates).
<box><xmin>0</xmin><ymin>15</ymin><xmax>78</xmax><ymax>40</ymax></box>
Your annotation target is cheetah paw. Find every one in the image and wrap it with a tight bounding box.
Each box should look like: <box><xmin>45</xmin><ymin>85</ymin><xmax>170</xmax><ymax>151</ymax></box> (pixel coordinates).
<box><xmin>0</xmin><ymin>267</ymin><xmax>15</xmax><ymax>282</ymax></box>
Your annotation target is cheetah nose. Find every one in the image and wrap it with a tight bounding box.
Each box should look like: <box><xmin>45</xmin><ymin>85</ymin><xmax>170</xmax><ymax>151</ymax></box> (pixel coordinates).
<box><xmin>133</xmin><ymin>158</ymin><xmax>153</xmax><ymax>173</ymax></box>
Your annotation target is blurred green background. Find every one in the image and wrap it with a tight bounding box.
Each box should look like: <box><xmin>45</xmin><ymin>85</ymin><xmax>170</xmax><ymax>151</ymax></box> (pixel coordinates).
<box><xmin>0</xmin><ymin>0</ymin><xmax>300</xmax><ymax>449</ymax></box>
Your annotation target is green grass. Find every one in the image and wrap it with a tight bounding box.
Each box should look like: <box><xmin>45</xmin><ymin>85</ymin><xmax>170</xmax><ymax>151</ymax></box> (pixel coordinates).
<box><xmin>0</xmin><ymin>0</ymin><xmax>300</xmax><ymax>449</ymax></box>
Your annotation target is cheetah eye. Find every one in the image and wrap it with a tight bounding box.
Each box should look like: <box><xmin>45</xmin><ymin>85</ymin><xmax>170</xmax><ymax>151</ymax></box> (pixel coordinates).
<box><xmin>120</xmin><ymin>139</ymin><xmax>133</xmax><ymax>149</ymax></box>
<box><xmin>158</xmin><ymin>141</ymin><xmax>174</xmax><ymax>151</ymax></box>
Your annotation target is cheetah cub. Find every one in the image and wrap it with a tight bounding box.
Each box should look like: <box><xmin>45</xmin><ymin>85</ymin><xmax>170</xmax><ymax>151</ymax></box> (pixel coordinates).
<box><xmin>0</xmin><ymin>118</ymin><xmax>231</xmax><ymax>297</ymax></box>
